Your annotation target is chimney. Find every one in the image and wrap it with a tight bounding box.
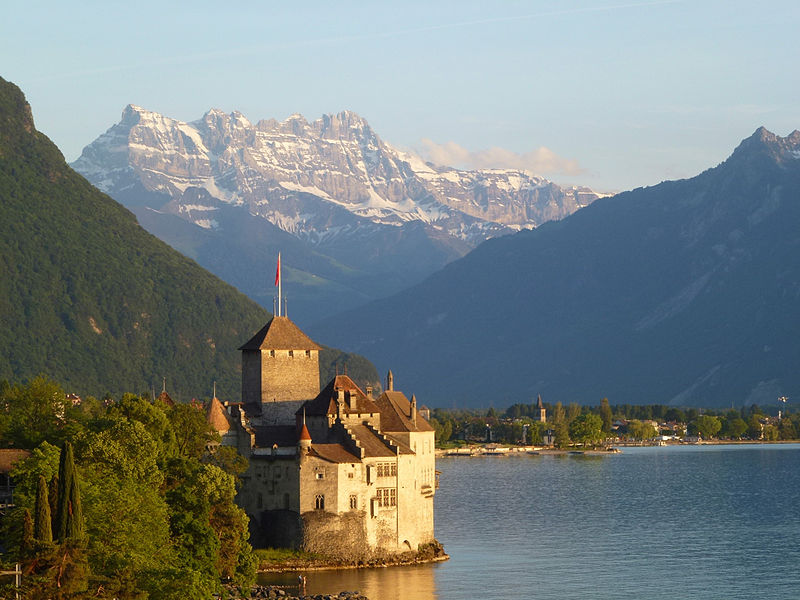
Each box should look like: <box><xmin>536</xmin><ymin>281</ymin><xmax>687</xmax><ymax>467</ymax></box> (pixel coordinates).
<box><xmin>366</xmin><ymin>385</ymin><xmax>373</xmax><ymax>398</ymax></box>
<box><xmin>410</xmin><ymin>394</ymin><xmax>417</xmax><ymax>424</ymax></box>
<box><xmin>387</xmin><ymin>370</ymin><xmax>394</xmax><ymax>392</ymax></box>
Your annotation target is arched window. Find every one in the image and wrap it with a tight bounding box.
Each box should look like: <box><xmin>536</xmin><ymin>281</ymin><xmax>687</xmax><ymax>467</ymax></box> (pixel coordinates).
<box><xmin>315</xmin><ymin>494</ymin><xmax>325</xmax><ymax>510</ymax></box>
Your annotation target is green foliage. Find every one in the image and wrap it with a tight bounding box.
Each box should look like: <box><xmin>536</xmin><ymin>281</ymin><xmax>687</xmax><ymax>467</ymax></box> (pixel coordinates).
<box><xmin>2</xmin><ymin>373</ymin><xmax>257</xmax><ymax>595</ymax></box>
<box><xmin>553</xmin><ymin>420</ymin><xmax>571</xmax><ymax>449</ymax></box>
<box><xmin>569</xmin><ymin>413</ymin><xmax>604</xmax><ymax>447</ymax></box>
<box><xmin>202</xmin><ymin>445</ymin><xmax>249</xmax><ymax>490</ymax></box>
<box><xmin>169</xmin><ymin>403</ymin><xmax>219</xmax><ymax>459</ymax></box>
<box><xmin>34</xmin><ymin>475</ymin><xmax>53</xmax><ymax>543</ymax></box>
<box><xmin>693</xmin><ymin>415</ymin><xmax>722</xmax><ymax>439</ymax></box>
<box><xmin>0</xmin><ymin>375</ymin><xmax>70</xmax><ymax>448</ymax></box>
<box><xmin>0</xmin><ymin>78</ymin><xmax>272</xmax><ymax>401</ymax></box>
<box><xmin>9</xmin><ymin>441</ymin><xmax>61</xmax><ymax>507</ymax></box>
<box><xmin>21</xmin><ymin>508</ymin><xmax>33</xmax><ymax>557</ymax></box>
<box><xmin>599</xmin><ymin>398</ymin><xmax>613</xmax><ymax>434</ymax></box>
<box><xmin>626</xmin><ymin>420</ymin><xmax>658</xmax><ymax>441</ymax></box>
<box><xmin>55</xmin><ymin>441</ymin><xmax>79</xmax><ymax>541</ymax></box>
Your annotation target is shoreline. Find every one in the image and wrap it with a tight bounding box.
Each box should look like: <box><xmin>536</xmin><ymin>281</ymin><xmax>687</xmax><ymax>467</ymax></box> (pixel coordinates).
<box><xmin>258</xmin><ymin>542</ymin><xmax>449</xmax><ymax>573</ymax></box>
<box><xmin>258</xmin><ymin>553</ymin><xmax>450</xmax><ymax>573</ymax></box>
<box><xmin>436</xmin><ymin>439</ymin><xmax>799</xmax><ymax>457</ymax></box>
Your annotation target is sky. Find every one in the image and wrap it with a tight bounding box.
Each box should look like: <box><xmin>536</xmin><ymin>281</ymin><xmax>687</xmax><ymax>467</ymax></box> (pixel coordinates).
<box><xmin>2</xmin><ymin>0</ymin><xmax>798</xmax><ymax>192</ymax></box>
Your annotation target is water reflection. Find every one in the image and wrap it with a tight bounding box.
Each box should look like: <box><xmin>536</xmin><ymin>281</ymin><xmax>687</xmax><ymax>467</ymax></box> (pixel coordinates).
<box><xmin>258</xmin><ymin>562</ymin><xmax>439</xmax><ymax>600</ymax></box>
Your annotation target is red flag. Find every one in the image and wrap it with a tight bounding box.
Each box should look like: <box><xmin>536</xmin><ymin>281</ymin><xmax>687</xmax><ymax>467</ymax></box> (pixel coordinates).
<box><xmin>275</xmin><ymin>253</ymin><xmax>281</xmax><ymax>286</ymax></box>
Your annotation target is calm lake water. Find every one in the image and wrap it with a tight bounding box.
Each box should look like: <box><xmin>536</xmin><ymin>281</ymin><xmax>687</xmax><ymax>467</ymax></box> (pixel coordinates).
<box><xmin>260</xmin><ymin>444</ymin><xmax>800</xmax><ymax>599</ymax></box>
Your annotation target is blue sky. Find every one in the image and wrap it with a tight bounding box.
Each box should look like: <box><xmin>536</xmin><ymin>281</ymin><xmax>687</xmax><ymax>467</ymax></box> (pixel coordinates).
<box><xmin>3</xmin><ymin>0</ymin><xmax>798</xmax><ymax>191</ymax></box>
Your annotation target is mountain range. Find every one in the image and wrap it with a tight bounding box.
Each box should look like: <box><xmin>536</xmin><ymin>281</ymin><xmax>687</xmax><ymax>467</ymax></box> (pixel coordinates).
<box><xmin>72</xmin><ymin>106</ymin><xmax>601</xmax><ymax>325</ymax></box>
<box><xmin>310</xmin><ymin>127</ymin><xmax>800</xmax><ymax>408</ymax></box>
<box><xmin>0</xmin><ymin>77</ymin><xmax>378</xmax><ymax>400</ymax></box>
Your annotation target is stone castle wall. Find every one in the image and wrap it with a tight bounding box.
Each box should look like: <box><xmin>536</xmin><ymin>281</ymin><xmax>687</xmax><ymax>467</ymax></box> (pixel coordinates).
<box><xmin>260</xmin><ymin>349</ymin><xmax>320</xmax><ymax>402</ymax></box>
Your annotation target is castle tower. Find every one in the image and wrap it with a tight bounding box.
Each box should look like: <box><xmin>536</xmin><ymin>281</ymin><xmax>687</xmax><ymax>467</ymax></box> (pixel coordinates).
<box><xmin>387</xmin><ymin>369</ymin><xmax>394</xmax><ymax>392</ymax></box>
<box><xmin>239</xmin><ymin>316</ymin><xmax>321</xmax><ymax>423</ymax></box>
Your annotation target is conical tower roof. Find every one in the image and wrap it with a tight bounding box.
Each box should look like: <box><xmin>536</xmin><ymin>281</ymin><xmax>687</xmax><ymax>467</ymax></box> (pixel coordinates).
<box><xmin>206</xmin><ymin>395</ymin><xmax>233</xmax><ymax>433</ymax></box>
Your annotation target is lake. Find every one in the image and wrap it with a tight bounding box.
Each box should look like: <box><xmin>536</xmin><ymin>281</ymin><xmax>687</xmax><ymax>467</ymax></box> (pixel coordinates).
<box><xmin>260</xmin><ymin>444</ymin><xmax>800</xmax><ymax>599</ymax></box>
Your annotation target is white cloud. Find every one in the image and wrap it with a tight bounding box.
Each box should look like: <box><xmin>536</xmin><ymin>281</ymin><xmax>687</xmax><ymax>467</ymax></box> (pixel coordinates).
<box><xmin>418</xmin><ymin>139</ymin><xmax>585</xmax><ymax>177</ymax></box>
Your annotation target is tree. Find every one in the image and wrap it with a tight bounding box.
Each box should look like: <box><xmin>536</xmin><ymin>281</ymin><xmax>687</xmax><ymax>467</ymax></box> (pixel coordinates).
<box><xmin>169</xmin><ymin>404</ymin><xmax>219</xmax><ymax>459</ymax></box>
<box><xmin>55</xmin><ymin>441</ymin><xmax>84</xmax><ymax>542</ymax></box>
<box><xmin>694</xmin><ymin>415</ymin><xmax>722</xmax><ymax>439</ymax></box>
<box><xmin>20</xmin><ymin>508</ymin><xmax>34</xmax><ymax>558</ymax></box>
<box><xmin>569</xmin><ymin>414</ymin><xmax>604</xmax><ymax>447</ymax></box>
<box><xmin>627</xmin><ymin>420</ymin><xmax>657</xmax><ymax>441</ymax></box>
<box><xmin>747</xmin><ymin>414</ymin><xmax>763</xmax><ymax>439</ymax></box>
<box><xmin>723</xmin><ymin>417</ymin><xmax>748</xmax><ymax>440</ymax></box>
<box><xmin>34</xmin><ymin>475</ymin><xmax>53</xmax><ymax>543</ymax></box>
<box><xmin>599</xmin><ymin>398</ymin><xmax>613</xmax><ymax>434</ymax></box>
<box><xmin>664</xmin><ymin>407</ymin><xmax>686</xmax><ymax>423</ymax></box>
<box><xmin>0</xmin><ymin>376</ymin><xmax>71</xmax><ymax>449</ymax></box>
<box><xmin>554</xmin><ymin>421</ymin><xmax>571</xmax><ymax>449</ymax></box>
<box><xmin>567</xmin><ymin>403</ymin><xmax>581</xmax><ymax>424</ymax></box>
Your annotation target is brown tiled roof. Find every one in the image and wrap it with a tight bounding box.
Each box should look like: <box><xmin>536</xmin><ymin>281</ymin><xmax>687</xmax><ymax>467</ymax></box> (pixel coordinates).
<box><xmin>254</xmin><ymin>425</ymin><xmax>298</xmax><ymax>447</ymax></box>
<box><xmin>206</xmin><ymin>397</ymin><xmax>234</xmax><ymax>433</ymax></box>
<box><xmin>310</xmin><ymin>443</ymin><xmax>361</xmax><ymax>464</ymax></box>
<box><xmin>0</xmin><ymin>449</ymin><xmax>30</xmax><ymax>473</ymax></box>
<box><xmin>300</xmin><ymin>375</ymin><xmax>381</xmax><ymax>417</ymax></box>
<box><xmin>346</xmin><ymin>424</ymin><xmax>398</xmax><ymax>458</ymax></box>
<box><xmin>374</xmin><ymin>391</ymin><xmax>434</xmax><ymax>433</ymax></box>
<box><xmin>157</xmin><ymin>391</ymin><xmax>175</xmax><ymax>407</ymax></box>
<box><xmin>239</xmin><ymin>316</ymin><xmax>322</xmax><ymax>351</ymax></box>
<box><xmin>299</xmin><ymin>423</ymin><xmax>312</xmax><ymax>441</ymax></box>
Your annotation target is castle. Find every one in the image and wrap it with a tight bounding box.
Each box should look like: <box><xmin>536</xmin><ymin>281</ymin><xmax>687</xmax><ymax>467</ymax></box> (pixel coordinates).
<box><xmin>208</xmin><ymin>314</ymin><xmax>437</xmax><ymax>558</ymax></box>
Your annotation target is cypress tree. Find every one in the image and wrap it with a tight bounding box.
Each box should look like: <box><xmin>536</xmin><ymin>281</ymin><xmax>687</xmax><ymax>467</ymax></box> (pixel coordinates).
<box><xmin>65</xmin><ymin>474</ymin><xmax>84</xmax><ymax>540</ymax></box>
<box><xmin>48</xmin><ymin>474</ymin><xmax>58</xmax><ymax>533</ymax></box>
<box><xmin>20</xmin><ymin>508</ymin><xmax>33</xmax><ymax>557</ymax></box>
<box><xmin>55</xmin><ymin>441</ymin><xmax>75</xmax><ymax>541</ymax></box>
<box><xmin>34</xmin><ymin>474</ymin><xmax>53</xmax><ymax>543</ymax></box>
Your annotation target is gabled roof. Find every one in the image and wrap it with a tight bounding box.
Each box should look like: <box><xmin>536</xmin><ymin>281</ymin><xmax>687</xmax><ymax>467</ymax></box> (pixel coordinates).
<box><xmin>239</xmin><ymin>316</ymin><xmax>321</xmax><ymax>351</ymax></box>
<box><xmin>346</xmin><ymin>423</ymin><xmax>405</xmax><ymax>457</ymax></box>
<box><xmin>310</xmin><ymin>443</ymin><xmax>361</xmax><ymax>464</ymax></box>
<box><xmin>206</xmin><ymin>396</ymin><xmax>234</xmax><ymax>433</ymax></box>
<box><xmin>374</xmin><ymin>391</ymin><xmax>434</xmax><ymax>433</ymax></box>
<box><xmin>300</xmin><ymin>375</ymin><xmax>381</xmax><ymax>417</ymax></box>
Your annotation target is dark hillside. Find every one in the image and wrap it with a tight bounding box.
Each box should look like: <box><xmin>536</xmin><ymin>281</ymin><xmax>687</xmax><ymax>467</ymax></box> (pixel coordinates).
<box><xmin>0</xmin><ymin>77</ymin><xmax>377</xmax><ymax>399</ymax></box>
<box><xmin>311</xmin><ymin>128</ymin><xmax>800</xmax><ymax>408</ymax></box>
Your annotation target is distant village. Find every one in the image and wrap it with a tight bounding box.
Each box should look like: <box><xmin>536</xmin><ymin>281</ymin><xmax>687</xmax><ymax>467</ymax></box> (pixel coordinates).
<box><xmin>425</xmin><ymin>396</ymin><xmax>800</xmax><ymax>452</ymax></box>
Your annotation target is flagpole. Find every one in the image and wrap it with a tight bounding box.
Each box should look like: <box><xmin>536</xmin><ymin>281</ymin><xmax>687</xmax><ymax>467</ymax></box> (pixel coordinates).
<box><xmin>277</xmin><ymin>253</ymin><xmax>282</xmax><ymax>317</ymax></box>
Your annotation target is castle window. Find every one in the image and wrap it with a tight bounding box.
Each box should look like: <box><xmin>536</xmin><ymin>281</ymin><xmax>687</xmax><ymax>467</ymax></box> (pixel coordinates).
<box><xmin>316</xmin><ymin>472</ymin><xmax>325</xmax><ymax>480</ymax></box>
<box><xmin>349</xmin><ymin>495</ymin><xmax>358</xmax><ymax>510</ymax></box>
<box><xmin>315</xmin><ymin>494</ymin><xmax>325</xmax><ymax>510</ymax></box>
<box><xmin>269</xmin><ymin>350</ymin><xmax>275</xmax><ymax>357</ymax></box>
<box><xmin>289</xmin><ymin>350</ymin><xmax>294</xmax><ymax>358</ymax></box>
<box><xmin>376</xmin><ymin>462</ymin><xmax>397</xmax><ymax>478</ymax></box>
<box><xmin>306</xmin><ymin>350</ymin><xmax>311</xmax><ymax>358</ymax></box>
<box><xmin>376</xmin><ymin>488</ymin><xmax>396</xmax><ymax>507</ymax></box>
<box><xmin>348</xmin><ymin>472</ymin><xmax>354</xmax><ymax>479</ymax></box>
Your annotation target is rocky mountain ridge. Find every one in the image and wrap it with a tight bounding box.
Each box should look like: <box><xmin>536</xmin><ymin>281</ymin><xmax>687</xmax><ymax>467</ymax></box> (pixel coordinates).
<box><xmin>74</xmin><ymin>105</ymin><xmax>598</xmax><ymax>240</ymax></box>
<box><xmin>72</xmin><ymin>106</ymin><xmax>601</xmax><ymax>324</ymax></box>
